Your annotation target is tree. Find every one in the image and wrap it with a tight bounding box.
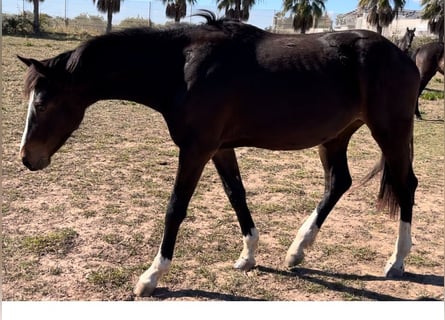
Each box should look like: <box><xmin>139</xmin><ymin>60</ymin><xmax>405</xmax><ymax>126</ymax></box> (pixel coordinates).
<box><xmin>421</xmin><ymin>0</ymin><xmax>444</xmax><ymax>40</ymax></box>
<box><xmin>164</xmin><ymin>0</ymin><xmax>196</xmax><ymax>23</ymax></box>
<box><xmin>93</xmin><ymin>0</ymin><xmax>123</xmax><ymax>33</ymax></box>
<box><xmin>358</xmin><ymin>0</ymin><xmax>406</xmax><ymax>35</ymax></box>
<box><xmin>217</xmin><ymin>0</ymin><xmax>257</xmax><ymax>21</ymax></box>
<box><xmin>27</xmin><ymin>0</ymin><xmax>44</xmax><ymax>34</ymax></box>
<box><xmin>282</xmin><ymin>0</ymin><xmax>326</xmax><ymax>33</ymax></box>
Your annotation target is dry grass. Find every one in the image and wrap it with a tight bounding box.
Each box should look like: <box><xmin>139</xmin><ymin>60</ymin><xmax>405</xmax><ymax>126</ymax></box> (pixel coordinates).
<box><xmin>2</xmin><ymin>35</ymin><xmax>444</xmax><ymax>301</ymax></box>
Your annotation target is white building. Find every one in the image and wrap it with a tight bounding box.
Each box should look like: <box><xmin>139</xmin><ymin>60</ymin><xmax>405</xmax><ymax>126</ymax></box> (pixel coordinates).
<box><xmin>272</xmin><ymin>13</ymin><xmax>333</xmax><ymax>34</ymax></box>
<box><xmin>335</xmin><ymin>9</ymin><xmax>431</xmax><ymax>37</ymax></box>
<box><xmin>273</xmin><ymin>8</ymin><xmax>432</xmax><ymax>37</ymax></box>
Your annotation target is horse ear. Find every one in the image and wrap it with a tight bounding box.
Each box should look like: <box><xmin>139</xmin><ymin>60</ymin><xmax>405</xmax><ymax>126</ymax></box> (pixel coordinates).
<box><xmin>17</xmin><ymin>55</ymin><xmax>49</xmax><ymax>76</ymax></box>
<box><xmin>17</xmin><ymin>55</ymin><xmax>32</xmax><ymax>66</ymax></box>
<box><xmin>413</xmin><ymin>28</ymin><xmax>416</xmax><ymax>32</ymax></box>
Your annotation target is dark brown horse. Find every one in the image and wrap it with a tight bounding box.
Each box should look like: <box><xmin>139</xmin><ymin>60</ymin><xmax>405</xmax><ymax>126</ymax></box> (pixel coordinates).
<box><xmin>412</xmin><ymin>41</ymin><xmax>444</xmax><ymax>119</ymax></box>
<box><xmin>18</xmin><ymin>12</ymin><xmax>419</xmax><ymax>297</ymax></box>
<box><xmin>397</xmin><ymin>27</ymin><xmax>416</xmax><ymax>54</ymax></box>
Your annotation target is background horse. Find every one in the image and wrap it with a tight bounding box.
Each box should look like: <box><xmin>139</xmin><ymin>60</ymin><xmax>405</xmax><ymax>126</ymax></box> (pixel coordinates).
<box><xmin>396</xmin><ymin>27</ymin><xmax>416</xmax><ymax>54</ymax></box>
<box><xmin>18</xmin><ymin>12</ymin><xmax>419</xmax><ymax>297</ymax></box>
<box><xmin>412</xmin><ymin>41</ymin><xmax>444</xmax><ymax>119</ymax></box>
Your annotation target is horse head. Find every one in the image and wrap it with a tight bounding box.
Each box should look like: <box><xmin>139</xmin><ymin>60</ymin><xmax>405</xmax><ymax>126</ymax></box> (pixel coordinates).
<box><xmin>18</xmin><ymin>55</ymin><xmax>88</xmax><ymax>171</ymax></box>
<box><xmin>401</xmin><ymin>27</ymin><xmax>416</xmax><ymax>52</ymax></box>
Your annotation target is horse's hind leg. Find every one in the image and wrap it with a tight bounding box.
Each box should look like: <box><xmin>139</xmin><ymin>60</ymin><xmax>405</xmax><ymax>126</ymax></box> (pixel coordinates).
<box><xmin>375</xmin><ymin>138</ymin><xmax>417</xmax><ymax>277</ymax></box>
<box><xmin>285</xmin><ymin>122</ymin><xmax>362</xmax><ymax>267</ymax></box>
<box><xmin>212</xmin><ymin>148</ymin><xmax>258</xmax><ymax>271</ymax></box>
<box><xmin>366</xmin><ymin>114</ymin><xmax>417</xmax><ymax>277</ymax></box>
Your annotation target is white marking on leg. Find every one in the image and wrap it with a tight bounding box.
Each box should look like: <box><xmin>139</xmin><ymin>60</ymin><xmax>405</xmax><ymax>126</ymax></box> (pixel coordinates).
<box><xmin>134</xmin><ymin>252</ymin><xmax>171</xmax><ymax>297</ymax></box>
<box><xmin>384</xmin><ymin>221</ymin><xmax>412</xmax><ymax>277</ymax></box>
<box><xmin>20</xmin><ymin>90</ymin><xmax>36</xmax><ymax>151</ymax></box>
<box><xmin>285</xmin><ymin>208</ymin><xmax>320</xmax><ymax>267</ymax></box>
<box><xmin>234</xmin><ymin>227</ymin><xmax>259</xmax><ymax>271</ymax></box>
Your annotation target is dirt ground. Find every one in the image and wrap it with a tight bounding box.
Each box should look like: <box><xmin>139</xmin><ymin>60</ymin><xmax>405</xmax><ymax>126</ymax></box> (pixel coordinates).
<box><xmin>2</xmin><ymin>35</ymin><xmax>444</xmax><ymax>302</ymax></box>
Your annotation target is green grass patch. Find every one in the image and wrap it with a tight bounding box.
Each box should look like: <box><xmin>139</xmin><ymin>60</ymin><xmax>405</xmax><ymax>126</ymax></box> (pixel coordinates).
<box><xmin>102</xmin><ymin>233</ymin><xmax>124</xmax><ymax>245</ymax></box>
<box><xmin>406</xmin><ymin>254</ymin><xmax>442</xmax><ymax>268</ymax></box>
<box><xmin>350</xmin><ymin>246</ymin><xmax>378</xmax><ymax>262</ymax></box>
<box><xmin>420</xmin><ymin>90</ymin><xmax>444</xmax><ymax>101</ymax></box>
<box><xmin>21</xmin><ymin>228</ymin><xmax>78</xmax><ymax>256</ymax></box>
<box><xmin>86</xmin><ymin>267</ymin><xmax>133</xmax><ymax>289</ymax></box>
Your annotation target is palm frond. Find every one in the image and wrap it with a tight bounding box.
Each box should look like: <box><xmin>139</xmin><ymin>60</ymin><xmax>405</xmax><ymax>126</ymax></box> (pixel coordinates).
<box><xmin>359</xmin><ymin>0</ymin><xmax>406</xmax><ymax>31</ymax></box>
<box><xmin>93</xmin><ymin>0</ymin><xmax>122</xmax><ymax>14</ymax></box>
<box><xmin>421</xmin><ymin>0</ymin><xmax>444</xmax><ymax>37</ymax></box>
<box><xmin>284</xmin><ymin>0</ymin><xmax>326</xmax><ymax>33</ymax></box>
<box><xmin>216</xmin><ymin>0</ymin><xmax>256</xmax><ymax>21</ymax></box>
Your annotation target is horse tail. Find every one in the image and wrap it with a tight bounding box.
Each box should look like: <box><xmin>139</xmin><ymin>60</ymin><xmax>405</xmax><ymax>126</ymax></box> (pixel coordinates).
<box><xmin>360</xmin><ymin>156</ymin><xmax>399</xmax><ymax>219</ymax></box>
<box><xmin>376</xmin><ymin>157</ymin><xmax>400</xmax><ymax>219</ymax></box>
<box><xmin>360</xmin><ymin>136</ymin><xmax>415</xmax><ymax>219</ymax></box>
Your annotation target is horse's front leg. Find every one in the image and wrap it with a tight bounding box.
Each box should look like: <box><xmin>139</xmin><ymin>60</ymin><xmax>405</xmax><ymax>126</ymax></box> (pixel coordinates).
<box><xmin>134</xmin><ymin>146</ymin><xmax>213</xmax><ymax>297</ymax></box>
<box><xmin>212</xmin><ymin>148</ymin><xmax>258</xmax><ymax>271</ymax></box>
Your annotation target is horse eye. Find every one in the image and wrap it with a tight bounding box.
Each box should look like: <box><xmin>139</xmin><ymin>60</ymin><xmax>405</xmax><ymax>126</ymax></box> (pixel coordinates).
<box><xmin>34</xmin><ymin>102</ymin><xmax>46</xmax><ymax>112</ymax></box>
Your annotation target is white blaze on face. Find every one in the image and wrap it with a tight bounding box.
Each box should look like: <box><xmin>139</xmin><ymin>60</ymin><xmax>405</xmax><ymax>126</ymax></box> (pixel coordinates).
<box><xmin>20</xmin><ymin>89</ymin><xmax>36</xmax><ymax>151</ymax></box>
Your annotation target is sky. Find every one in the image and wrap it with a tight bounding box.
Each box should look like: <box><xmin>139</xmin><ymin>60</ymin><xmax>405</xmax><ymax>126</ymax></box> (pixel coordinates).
<box><xmin>3</xmin><ymin>0</ymin><xmax>423</xmax><ymax>30</ymax></box>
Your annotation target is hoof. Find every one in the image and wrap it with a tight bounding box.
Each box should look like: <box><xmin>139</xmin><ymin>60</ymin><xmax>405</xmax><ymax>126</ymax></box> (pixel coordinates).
<box><xmin>234</xmin><ymin>257</ymin><xmax>256</xmax><ymax>271</ymax></box>
<box><xmin>384</xmin><ymin>264</ymin><xmax>404</xmax><ymax>278</ymax></box>
<box><xmin>134</xmin><ymin>279</ymin><xmax>157</xmax><ymax>297</ymax></box>
<box><xmin>285</xmin><ymin>252</ymin><xmax>304</xmax><ymax>268</ymax></box>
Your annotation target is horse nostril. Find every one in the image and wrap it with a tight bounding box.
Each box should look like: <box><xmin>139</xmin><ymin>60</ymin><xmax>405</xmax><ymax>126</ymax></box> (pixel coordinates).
<box><xmin>22</xmin><ymin>157</ymin><xmax>34</xmax><ymax>171</ymax></box>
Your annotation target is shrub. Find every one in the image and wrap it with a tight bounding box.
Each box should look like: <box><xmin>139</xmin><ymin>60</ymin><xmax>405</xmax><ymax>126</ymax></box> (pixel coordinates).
<box><xmin>2</xmin><ymin>14</ymin><xmax>33</xmax><ymax>35</ymax></box>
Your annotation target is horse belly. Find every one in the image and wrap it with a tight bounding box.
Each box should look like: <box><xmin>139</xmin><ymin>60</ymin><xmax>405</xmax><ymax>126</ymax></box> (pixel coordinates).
<box><xmin>222</xmin><ymin>91</ymin><xmax>359</xmax><ymax>150</ymax></box>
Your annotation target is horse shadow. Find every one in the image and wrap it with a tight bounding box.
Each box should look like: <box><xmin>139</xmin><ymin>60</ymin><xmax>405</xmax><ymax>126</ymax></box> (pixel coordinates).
<box><xmin>417</xmin><ymin>118</ymin><xmax>444</xmax><ymax>122</ymax></box>
<box><xmin>137</xmin><ymin>266</ymin><xmax>443</xmax><ymax>301</ymax></box>
<box><xmin>135</xmin><ymin>288</ymin><xmax>264</xmax><ymax>301</ymax></box>
<box><xmin>258</xmin><ymin>266</ymin><xmax>443</xmax><ymax>301</ymax></box>
<box><xmin>424</xmin><ymin>87</ymin><xmax>443</xmax><ymax>93</ymax></box>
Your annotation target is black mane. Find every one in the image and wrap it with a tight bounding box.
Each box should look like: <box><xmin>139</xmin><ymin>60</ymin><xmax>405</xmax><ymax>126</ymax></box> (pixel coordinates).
<box><xmin>192</xmin><ymin>9</ymin><xmax>219</xmax><ymax>25</ymax></box>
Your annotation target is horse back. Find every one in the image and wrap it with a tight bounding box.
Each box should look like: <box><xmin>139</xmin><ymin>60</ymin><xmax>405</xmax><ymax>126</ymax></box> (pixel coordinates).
<box><xmin>178</xmin><ymin>28</ymin><xmax>419</xmax><ymax>150</ymax></box>
<box><xmin>415</xmin><ymin>41</ymin><xmax>444</xmax><ymax>74</ymax></box>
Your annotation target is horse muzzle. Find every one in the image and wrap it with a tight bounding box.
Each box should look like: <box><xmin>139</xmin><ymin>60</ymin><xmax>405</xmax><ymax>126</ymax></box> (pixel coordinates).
<box><xmin>20</xmin><ymin>148</ymin><xmax>50</xmax><ymax>171</ymax></box>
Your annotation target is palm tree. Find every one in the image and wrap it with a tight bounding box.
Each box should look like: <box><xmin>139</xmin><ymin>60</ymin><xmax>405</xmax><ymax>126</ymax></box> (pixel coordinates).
<box><xmin>164</xmin><ymin>0</ymin><xmax>197</xmax><ymax>23</ymax></box>
<box><xmin>421</xmin><ymin>0</ymin><xmax>444</xmax><ymax>40</ymax></box>
<box><xmin>282</xmin><ymin>0</ymin><xmax>326</xmax><ymax>34</ymax></box>
<box><xmin>93</xmin><ymin>0</ymin><xmax>123</xmax><ymax>33</ymax></box>
<box><xmin>217</xmin><ymin>0</ymin><xmax>257</xmax><ymax>21</ymax></box>
<box><xmin>358</xmin><ymin>0</ymin><xmax>406</xmax><ymax>35</ymax></box>
<box><xmin>27</xmin><ymin>0</ymin><xmax>44</xmax><ymax>34</ymax></box>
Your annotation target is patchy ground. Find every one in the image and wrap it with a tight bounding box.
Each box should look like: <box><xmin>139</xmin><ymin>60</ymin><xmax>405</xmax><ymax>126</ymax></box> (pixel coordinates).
<box><xmin>2</xmin><ymin>35</ymin><xmax>444</xmax><ymax>301</ymax></box>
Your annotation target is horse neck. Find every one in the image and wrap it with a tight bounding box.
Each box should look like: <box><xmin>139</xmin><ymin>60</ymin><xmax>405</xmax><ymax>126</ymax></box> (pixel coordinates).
<box><xmin>398</xmin><ymin>37</ymin><xmax>410</xmax><ymax>52</ymax></box>
<box><xmin>77</xmin><ymin>31</ymin><xmax>190</xmax><ymax>113</ymax></box>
